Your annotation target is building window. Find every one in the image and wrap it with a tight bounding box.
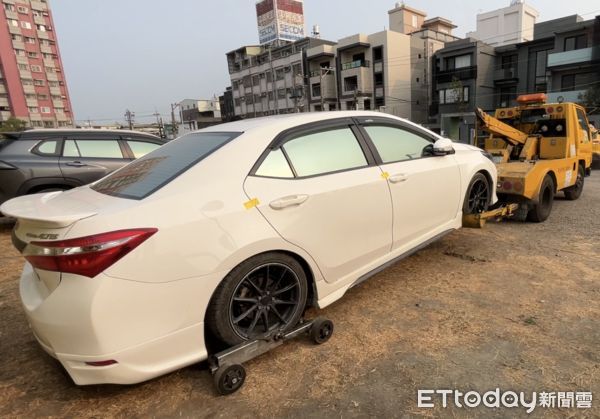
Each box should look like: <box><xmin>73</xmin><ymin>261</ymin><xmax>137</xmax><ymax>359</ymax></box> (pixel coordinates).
<box><xmin>17</xmin><ymin>6</ymin><xmax>28</xmax><ymax>13</ymax></box>
<box><xmin>8</xmin><ymin>19</ymin><xmax>19</xmax><ymax>27</ymax></box>
<box><xmin>344</xmin><ymin>76</ymin><xmax>358</xmax><ymax>92</ymax></box>
<box><xmin>18</xmin><ymin>64</ymin><xmax>28</xmax><ymax>70</ymax></box>
<box><xmin>4</xmin><ymin>4</ymin><xmax>15</xmax><ymax>12</ymax></box>
<box><xmin>312</xmin><ymin>83</ymin><xmax>321</xmax><ymax>97</ymax></box>
<box><xmin>40</xmin><ymin>106</ymin><xmax>51</xmax><ymax>114</ymax></box>
<box><xmin>20</xmin><ymin>21</ymin><xmax>32</xmax><ymax>29</ymax></box>
<box><xmin>534</xmin><ymin>49</ymin><xmax>551</xmax><ymax>92</ymax></box>
<box><xmin>438</xmin><ymin>86</ymin><xmax>469</xmax><ymax>104</ymax></box>
<box><xmin>27</xmin><ymin>51</ymin><xmax>38</xmax><ymax>58</ymax></box>
<box><xmin>564</xmin><ymin>35</ymin><xmax>587</xmax><ymax>51</ymax></box>
<box><xmin>14</xmin><ymin>49</ymin><xmax>26</xmax><ymax>56</ymax></box>
<box><xmin>30</xmin><ymin>65</ymin><xmax>42</xmax><ymax>72</ymax></box>
<box><xmin>374</xmin><ymin>73</ymin><xmax>384</xmax><ymax>86</ymax></box>
<box><xmin>11</xmin><ymin>34</ymin><xmax>22</xmax><ymax>41</ymax></box>
<box><xmin>561</xmin><ymin>74</ymin><xmax>576</xmax><ymax>92</ymax></box>
<box><xmin>252</xmin><ymin>75</ymin><xmax>260</xmax><ymax>86</ymax></box>
<box><xmin>498</xmin><ymin>86</ymin><xmax>517</xmax><ymax>107</ymax></box>
<box><xmin>37</xmin><ymin>94</ymin><xmax>48</xmax><ymax>100</ymax></box>
<box><xmin>21</xmin><ymin>79</ymin><xmax>33</xmax><ymax>86</ymax></box>
<box><xmin>501</xmin><ymin>54</ymin><xmax>517</xmax><ymax>70</ymax></box>
<box><xmin>266</xmin><ymin>71</ymin><xmax>272</xmax><ymax>82</ymax></box>
<box><xmin>412</xmin><ymin>14</ymin><xmax>418</xmax><ymax>27</ymax></box>
<box><xmin>277</xmin><ymin>88</ymin><xmax>286</xmax><ymax>99</ymax></box>
<box><xmin>25</xmin><ymin>37</ymin><xmax>36</xmax><ymax>44</ymax></box>
<box><xmin>28</xmin><ymin>107</ymin><xmax>39</xmax><ymax>113</ymax></box>
<box><xmin>373</xmin><ymin>46</ymin><xmax>383</xmax><ymax>61</ymax></box>
<box><xmin>445</xmin><ymin>54</ymin><xmax>471</xmax><ymax>70</ymax></box>
<box><xmin>36</xmin><ymin>24</ymin><xmax>46</xmax><ymax>31</ymax></box>
<box><xmin>275</xmin><ymin>68</ymin><xmax>285</xmax><ymax>80</ymax></box>
<box><xmin>33</xmin><ymin>79</ymin><xmax>45</xmax><ymax>86</ymax></box>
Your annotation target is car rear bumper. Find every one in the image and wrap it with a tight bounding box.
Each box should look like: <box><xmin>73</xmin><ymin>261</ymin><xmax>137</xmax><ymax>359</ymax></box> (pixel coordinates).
<box><xmin>19</xmin><ymin>262</ymin><xmax>211</xmax><ymax>385</ymax></box>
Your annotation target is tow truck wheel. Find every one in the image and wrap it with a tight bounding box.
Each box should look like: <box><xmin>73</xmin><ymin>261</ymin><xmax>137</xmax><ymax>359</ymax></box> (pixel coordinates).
<box><xmin>527</xmin><ymin>175</ymin><xmax>554</xmax><ymax>223</ymax></box>
<box><xmin>564</xmin><ymin>165</ymin><xmax>585</xmax><ymax>200</ymax></box>
<box><xmin>214</xmin><ymin>364</ymin><xmax>246</xmax><ymax>395</ymax></box>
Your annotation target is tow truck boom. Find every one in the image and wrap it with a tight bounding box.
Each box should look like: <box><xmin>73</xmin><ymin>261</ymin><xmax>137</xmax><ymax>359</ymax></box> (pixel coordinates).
<box><xmin>475</xmin><ymin>107</ymin><xmax>528</xmax><ymax>146</ymax></box>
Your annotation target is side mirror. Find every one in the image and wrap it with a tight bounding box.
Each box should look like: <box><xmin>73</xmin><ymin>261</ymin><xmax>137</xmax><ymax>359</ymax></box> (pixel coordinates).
<box><xmin>433</xmin><ymin>138</ymin><xmax>455</xmax><ymax>156</ymax></box>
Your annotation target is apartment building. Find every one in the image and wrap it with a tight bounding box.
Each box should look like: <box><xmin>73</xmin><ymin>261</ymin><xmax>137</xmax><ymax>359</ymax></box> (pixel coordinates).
<box><xmin>466</xmin><ymin>0</ymin><xmax>539</xmax><ymax>47</ymax></box>
<box><xmin>494</xmin><ymin>15</ymin><xmax>600</xmax><ymax>114</ymax></box>
<box><xmin>432</xmin><ymin>12</ymin><xmax>600</xmax><ymax>142</ymax></box>
<box><xmin>178</xmin><ymin>98</ymin><xmax>222</xmax><ymax>135</ymax></box>
<box><xmin>0</xmin><ymin>0</ymin><xmax>73</xmax><ymax>128</ymax></box>
<box><xmin>306</xmin><ymin>31</ymin><xmax>412</xmax><ymax>117</ymax></box>
<box><xmin>226</xmin><ymin>38</ymin><xmax>335</xmax><ymax>118</ymax></box>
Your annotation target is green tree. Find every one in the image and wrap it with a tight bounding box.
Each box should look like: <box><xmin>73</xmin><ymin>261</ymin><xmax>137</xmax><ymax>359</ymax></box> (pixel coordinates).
<box><xmin>0</xmin><ymin>117</ymin><xmax>27</xmax><ymax>132</ymax></box>
<box><xmin>579</xmin><ymin>85</ymin><xmax>600</xmax><ymax>111</ymax></box>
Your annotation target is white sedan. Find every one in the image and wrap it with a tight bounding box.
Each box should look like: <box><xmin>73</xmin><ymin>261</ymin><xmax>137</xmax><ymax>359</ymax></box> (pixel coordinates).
<box><xmin>1</xmin><ymin>111</ymin><xmax>497</xmax><ymax>385</ymax></box>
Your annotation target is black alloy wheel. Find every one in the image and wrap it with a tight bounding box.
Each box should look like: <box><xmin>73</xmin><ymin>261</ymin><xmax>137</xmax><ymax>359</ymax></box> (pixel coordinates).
<box><xmin>229</xmin><ymin>262</ymin><xmax>302</xmax><ymax>340</ymax></box>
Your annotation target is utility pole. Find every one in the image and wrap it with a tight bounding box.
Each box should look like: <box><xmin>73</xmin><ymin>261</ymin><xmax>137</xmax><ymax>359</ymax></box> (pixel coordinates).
<box><xmin>170</xmin><ymin>103</ymin><xmax>179</xmax><ymax>139</ymax></box>
<box><xmin>124</xmin><ymin>109</ymin><xmax>135</xmax><ymax>130</ymax></box>
<box><xmin>153</xmin><ymin>110</ymin><xmax>164</xmax><ymax>138</ymax></box>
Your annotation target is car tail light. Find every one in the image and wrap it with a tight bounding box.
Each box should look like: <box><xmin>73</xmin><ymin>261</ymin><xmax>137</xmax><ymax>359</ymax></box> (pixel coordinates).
<box><xmin>502</xmin><ymin>181</ymin><xmax>512</xmax><ymax>190</ymax></box>
<box><xmin>24</xmin><ymin>228</ymin><xmax>157</xmax><ymax>278</ymax></box>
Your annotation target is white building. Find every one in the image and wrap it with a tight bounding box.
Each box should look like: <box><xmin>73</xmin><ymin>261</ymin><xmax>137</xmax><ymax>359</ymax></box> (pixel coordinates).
<box><xmin>466</xmin><ymin>0</ymin><xmax>539</xmax><ymax>47</ymax></box>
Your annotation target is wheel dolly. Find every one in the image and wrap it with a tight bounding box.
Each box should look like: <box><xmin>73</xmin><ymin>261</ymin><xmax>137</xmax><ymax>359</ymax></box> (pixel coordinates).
<box><xmin>208</xmin><ymin>316</ymin><xmax>334</xmax><ymax>395</ymax></box>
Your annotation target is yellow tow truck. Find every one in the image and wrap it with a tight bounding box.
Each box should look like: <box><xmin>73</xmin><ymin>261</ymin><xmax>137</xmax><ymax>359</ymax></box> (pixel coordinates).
<box><xmin>464</xmin><ymin>93</ymin><xmax>593</xmax><ymax>227</ymax></box>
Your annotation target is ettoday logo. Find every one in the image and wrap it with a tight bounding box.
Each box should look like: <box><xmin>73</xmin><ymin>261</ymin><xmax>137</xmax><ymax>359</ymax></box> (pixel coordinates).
<box><xmin>418</xmin><ymin>389</ymin><xmax>592</xmax><ymax>413</ymax></box>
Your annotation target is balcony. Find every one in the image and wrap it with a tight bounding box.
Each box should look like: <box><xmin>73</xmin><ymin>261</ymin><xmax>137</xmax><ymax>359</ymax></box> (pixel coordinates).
<box><xmin>309</xmin><ymin>69</ymin><xmax>335</xmax><ymax>78</ymax></box>
<box><xmin>12</xmin><ymin>39</ymin><xmax>25</xmax><ymax>50</ymax></box>
<box><xmin>5</xmin><ymin>10</ymin><xmax>18</xmax><ymax>19</ymax></box>
<box><xmin>547</xmin><ymin>46</ymin><xmax>600</xmax><ymax>68</ymax></box>
<box><xmin>0</xmin><ymin>111</ymin><xmax>12</xmax><ymax>122</ymax></box>
<box><xmin>49</xmin><ymin>86</ymin><xmax>61</xmax><ymax>95</ymax></box>
<box><xmin>8</xmin><ymin>25</ymin><xmax>21</xmax><ymax>35</ymax></box>
<box><xmin>436</xmin><ymin>65</ymin><xmax>477</xmax><ymax>83</ymax></box>
<box><xmin>0</xmin><ymin>97</ymin><xmax>9</xmax><ymax>107</ymax></box>
<box><xmin>23</xmin><ymin>84</ymin><xmax>35</xmax><ymax>94</ymax></box>
<box><xmin>342</xmin><ymin>69</ymin><xmax>372</xmax><ymax>95</ymax></box>
<box><xmin>33</xmin><ymin>15</ymin><xmax>46</xmax><ymax>25</ymax></box>
<box><xmin>493</xmin><ymin>67</ymin><xmax>518</xmax><ymax>84</ymax></box>
<box><xmin>306</xmin><ymin>44</ymin><xmax>336</xmax><ymax>60</ymax></box>
<box><xmin>43</xmin><ymin>58</ymin><xmax>55</xmax><ymax>67</ymax></box>
<box><xmin>309</xmin><ymin>73</ymin><xmax>336</xmax><ymax>99</ymax></box>
<box><xmin>30</xmin><ymin>0</ymin><xmax>48</xmax><ymax>11</ymax></box>
<box><xmin>46</xmin><ymin>72</ymin><xmax>58</xmax><ymax>82</ymax></box>
<box><xmin>37</xmin><ymin>30</ymin><xmax>50</xmax><ymax>40</ymax></box>
<box><xmin>40</xmin><ymin>45</ymin><xmax>52</xmax><ymax>54</ymax></box>
<box><xmin>2</xmin><ymin>0</ymin><xmax>16</xmax><ymax>4</ymax></box>
<box><xmin>26</xmin><ymin>98</ymin><xmax>38</xmax><ymax>107</ymax></box>
<box><xmin>341</xmin><ymin>60</ymin><xmax>370</xmax><ymax>71</ymax></box>
<box><xmin>19</xmin><ymin>69</ymin><xmax>32</xmax><ymax>78</ymax></box>
<box><xmin>0</xmin><ymin>84</ymin><xmax>6</xmax><ymax>94</ymax></box>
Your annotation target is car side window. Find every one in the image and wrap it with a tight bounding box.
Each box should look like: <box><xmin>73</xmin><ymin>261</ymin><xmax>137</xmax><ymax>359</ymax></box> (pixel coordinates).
<box><xmin>63</xmin><ymin>139</ymin><xmax>80</xmax><ymax>157</ymax></box>
<box><xmin>364</xmin><ymin>125</ymin><xmax>432</xmax><ymax>163</ymax></box>
<box><xmin>576</xmin><ymin>108</ymin><xmax>590</xmax><ymax>143</ymax></box>
<box><xmin>127</xmin><ymin>141</ymin><xmax>161</xmax><ymax>159</ymax></box>
<box><xmin>255</xmin><ymin>149</ymin><xmax>294</xmax><ymax>178</ymax></box>
<box><xmin>75</xmin><ymin>139</ymin><xmax>124</xmax><ymax>158</ymax></box>
<box><xmin>35</xmin><ymin>139</ymin><xmax>59</xmax><ymax>155</ymax></box>
<box><xmin>281</xmin><ymin>127</ymin><xmax>367</xmax><ymax>177</ymax></box>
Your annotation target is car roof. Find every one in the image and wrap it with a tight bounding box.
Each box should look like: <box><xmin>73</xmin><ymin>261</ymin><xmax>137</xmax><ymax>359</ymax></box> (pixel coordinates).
<box><xmin>1</xmin><ymin>129</ymin><xmax>162</xmax><ymax>140</ymax></box>
<box><xmin>198</xmin><ymin>111</ymin><xmax>410</xmax><ymax>134</ymax></box>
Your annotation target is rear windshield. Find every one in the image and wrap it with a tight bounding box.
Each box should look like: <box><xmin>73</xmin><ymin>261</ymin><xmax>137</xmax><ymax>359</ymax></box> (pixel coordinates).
<box><xmin>91</xmin><ymin>131</ymin><xmax>241</xmax><ymax>200</ymax></box>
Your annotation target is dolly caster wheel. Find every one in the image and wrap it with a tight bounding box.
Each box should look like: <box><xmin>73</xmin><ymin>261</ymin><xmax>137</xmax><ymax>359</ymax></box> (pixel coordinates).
<box><xmin>214</xmin><ymin>363</ymin><xmax>246</xmax><ymax>395</ymax></box>
<box><xmin>310</xmin><ymin>317</ymin><xmax>334</xmax><ymax>344</ymax></box>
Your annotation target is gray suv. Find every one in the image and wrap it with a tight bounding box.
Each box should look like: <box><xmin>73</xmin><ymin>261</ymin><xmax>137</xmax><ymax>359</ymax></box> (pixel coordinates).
<box><xmin>0</xmin><ymin>129</ymin><xmax>165</xmax><ymax>207</ymax></box>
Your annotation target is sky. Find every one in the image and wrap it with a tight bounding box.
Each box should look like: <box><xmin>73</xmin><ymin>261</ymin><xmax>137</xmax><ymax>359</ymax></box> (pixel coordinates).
<box><xmin>50</xmin><ymin>0</ymin><xmax>600</xmax><ymax>125</ymax></box>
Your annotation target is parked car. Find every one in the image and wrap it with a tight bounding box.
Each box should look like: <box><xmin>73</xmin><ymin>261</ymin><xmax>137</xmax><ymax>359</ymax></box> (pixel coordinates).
<box><xmin>0</xmin><ymin>129</ymin><xmax>165</xmax><ymax>208</ymax></box>
<box><xmin>1</xmin><ymin>111</ymin><xmax>497</xmax><ymax>385</ymax></box>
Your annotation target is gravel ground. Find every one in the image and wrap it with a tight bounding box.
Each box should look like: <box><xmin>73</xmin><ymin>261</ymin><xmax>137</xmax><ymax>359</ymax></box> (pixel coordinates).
<box><xmin>0</xmin><ymin>175</ymin><xmax>598</xmax><ymax>418</ymax></box>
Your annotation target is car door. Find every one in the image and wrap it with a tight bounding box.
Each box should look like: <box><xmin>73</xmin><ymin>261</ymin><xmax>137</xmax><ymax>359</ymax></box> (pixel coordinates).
<box><xmin>357</xmin><ymin>118</ymin><xmax>461</xmax><ymax>250</ymax></box>
<box><xmin>244</xmin><ymin>119</ymin><xmax>393</xmax><ymax>284</ymax></box>
<box><xmin>59</xmin><ymin>136</ymin><xmax>127</xmax><ymax>185</ymax></box>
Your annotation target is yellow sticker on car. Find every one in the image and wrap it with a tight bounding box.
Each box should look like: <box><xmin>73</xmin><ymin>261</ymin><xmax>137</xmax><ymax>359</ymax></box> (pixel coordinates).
<box><xmin>244</xmin><ymin>198</ymin><xmax>260</xmax><ymax>209</ymax></box>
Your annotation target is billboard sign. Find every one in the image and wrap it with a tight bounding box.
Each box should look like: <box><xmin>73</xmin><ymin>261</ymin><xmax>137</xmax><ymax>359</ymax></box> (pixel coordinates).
<box><xmin>256</xmin><ymin>0</ymin><xmax>305</xmax><ymax>44</ymax></box>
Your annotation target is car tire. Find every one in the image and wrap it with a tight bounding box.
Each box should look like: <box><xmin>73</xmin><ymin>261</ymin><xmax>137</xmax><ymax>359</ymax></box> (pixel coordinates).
<box><xmin>563</xmin><ymin>165</ymin><xmax>584</xmax><ymax>201</ymax></box>
<box><xmin>462</xmin><ymin>173</ymin><xmax>490</xmax><ymax>215</ymax></box>
<box><xmin>527</xmin><ymin>175</ymin><xmax>554</xmax><ymax>223</ymax></box>
<box><xmin>206</xmin><ymin>252</ymin><xmax>308</xmax><ymax>346</ymax></box>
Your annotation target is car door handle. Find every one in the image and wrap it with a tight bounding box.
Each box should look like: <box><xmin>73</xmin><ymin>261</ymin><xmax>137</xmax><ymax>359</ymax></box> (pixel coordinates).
<box><xmin>388</xmin><ymin>173</ymin><xmax>408</xmax><ymax>184</ymax></box>
<box><xmin>269</xmin><ymin>194</ymin><xmax>309</xmax><ymax>210</ymax></box>
<box><xmin>66</xmin><ymin>161</ymin><xmax>87</xmax><ymax>167</ymax></box>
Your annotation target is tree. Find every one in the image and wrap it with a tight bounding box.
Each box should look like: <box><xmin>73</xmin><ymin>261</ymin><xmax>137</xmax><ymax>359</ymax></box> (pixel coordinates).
<box><xmin>0</xmin><ymin>117</ymin><xmax>27</xmax><ymax>132</ymax></box>
<box><xmin>579</xmin><ymin>85</ymin><xmax>600</xmax><ymax>114</ymax></box>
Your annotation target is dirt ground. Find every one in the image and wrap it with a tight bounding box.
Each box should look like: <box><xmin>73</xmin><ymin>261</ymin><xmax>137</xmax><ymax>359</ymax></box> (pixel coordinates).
<box><xmin>0</xmin><ymin>175</ymin><xmax>598</xmax><ymax>418</ymax></box>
